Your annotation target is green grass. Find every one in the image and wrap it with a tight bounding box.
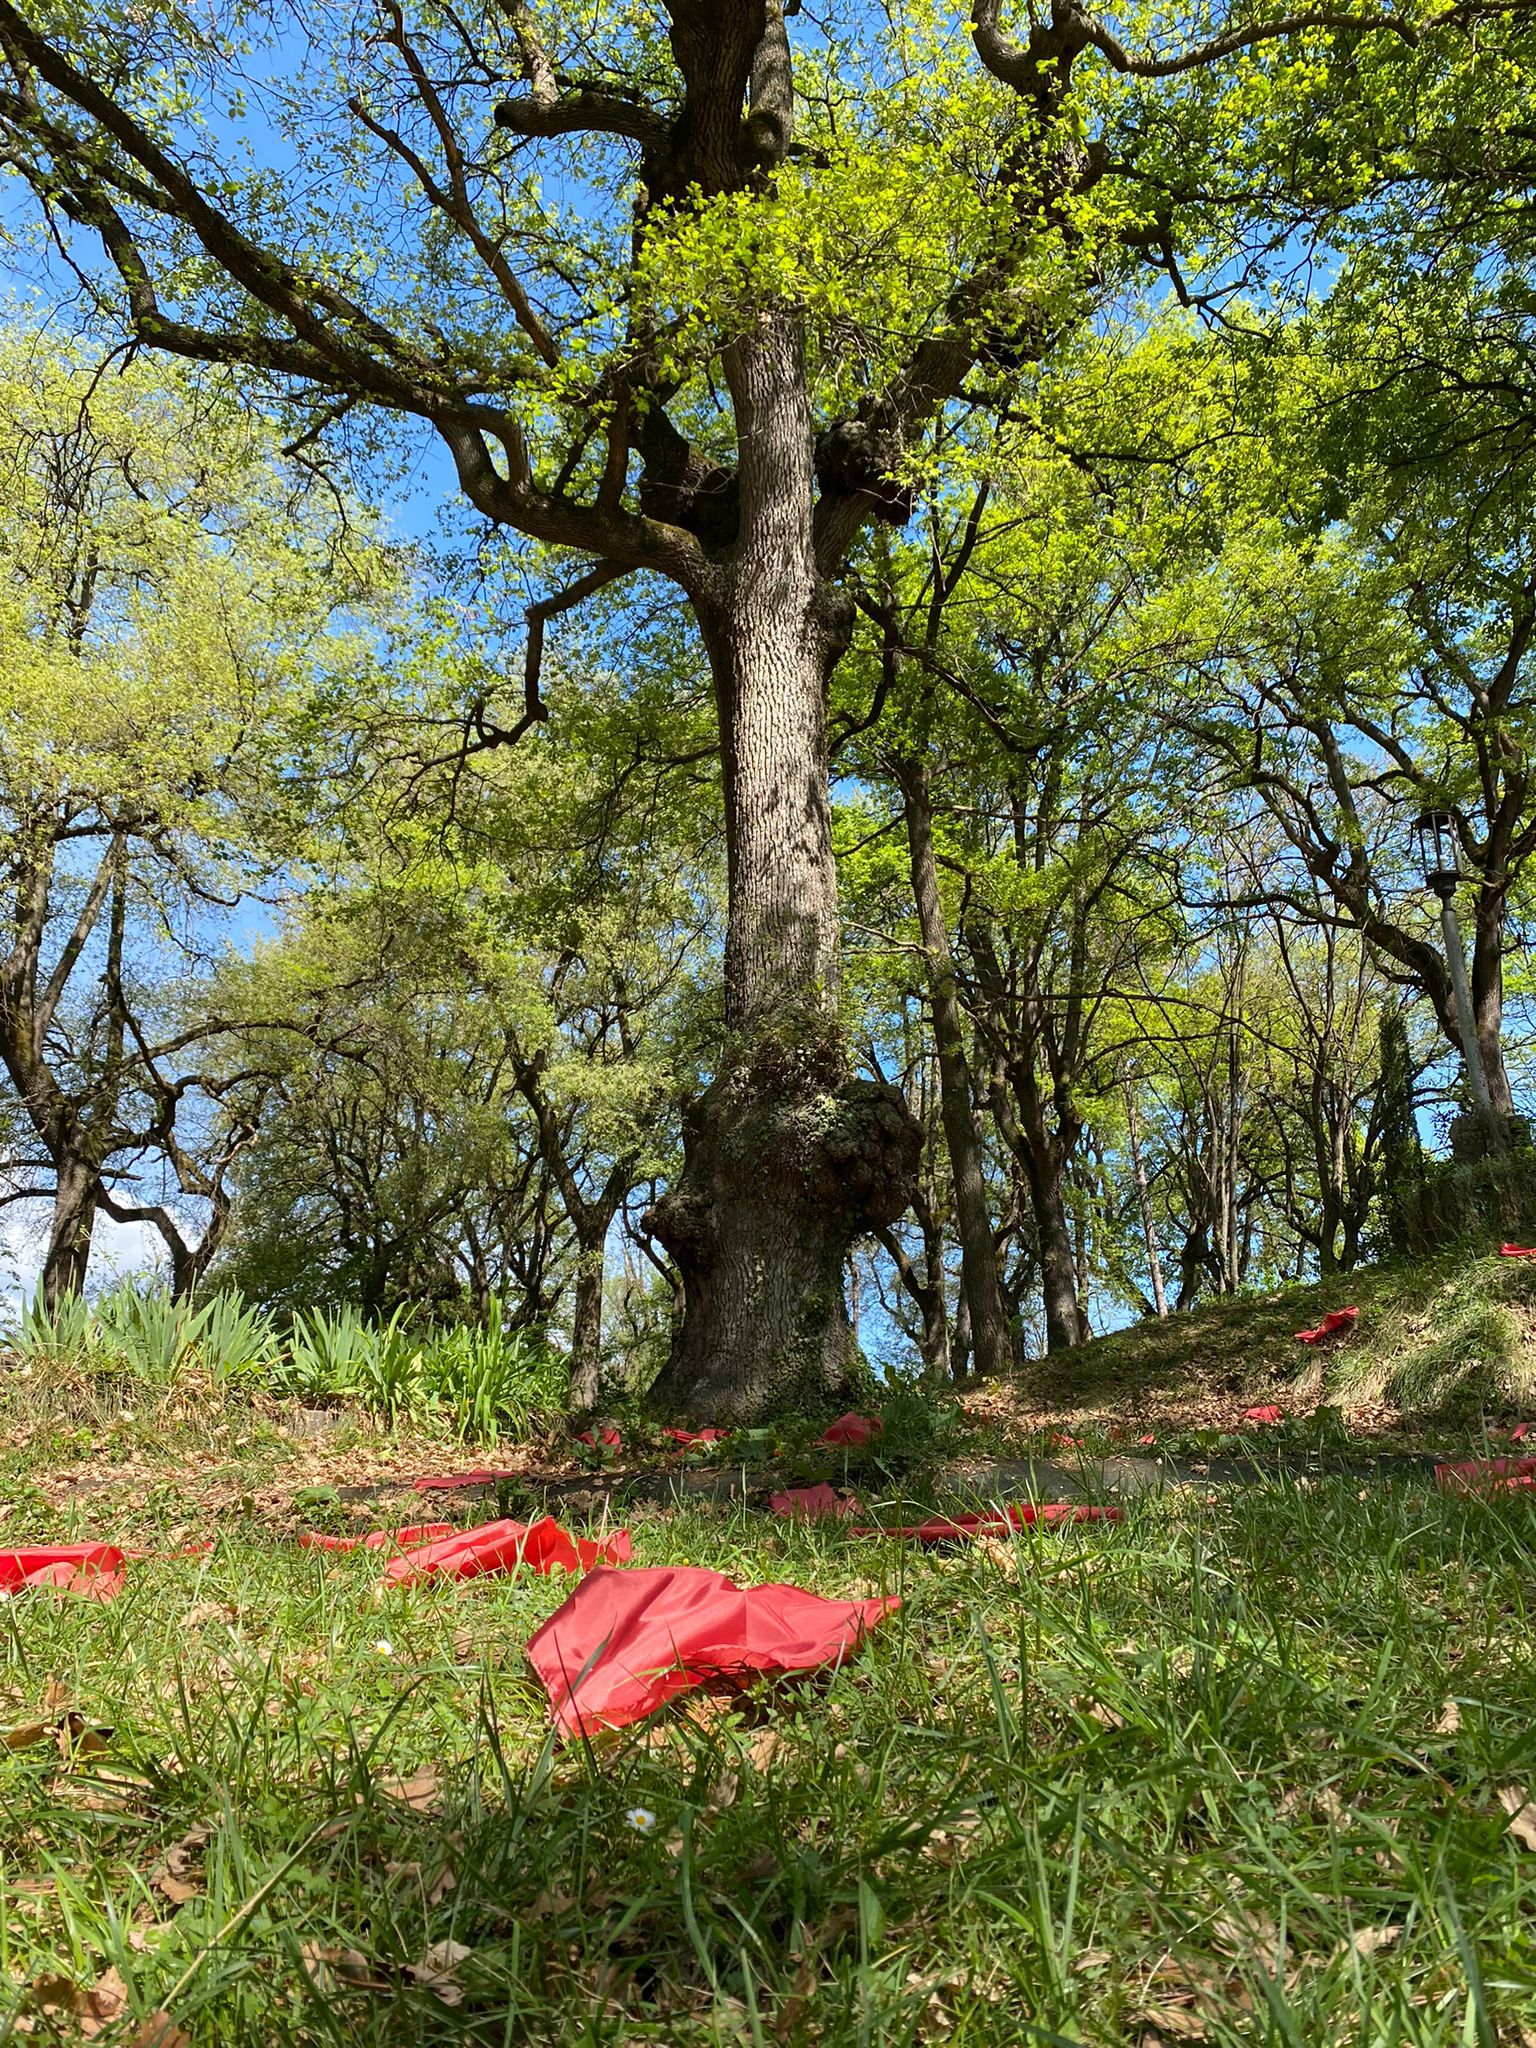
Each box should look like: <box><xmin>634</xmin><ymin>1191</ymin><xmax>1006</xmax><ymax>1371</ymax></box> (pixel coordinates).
<box><xmin>1054</xmin><ymin>1244</ymin><xmax>1536</xmax><ymax>1431</ymax></box>
<box><xmin>4</xmin><ymin>1460</ymin><xmax>1536</xmax><ymax>2043</ymax></box>
<box><xmin>4</xmin><ymin>1251</ymin><xmax>1536</xmax><ymax>2045</ymax></box>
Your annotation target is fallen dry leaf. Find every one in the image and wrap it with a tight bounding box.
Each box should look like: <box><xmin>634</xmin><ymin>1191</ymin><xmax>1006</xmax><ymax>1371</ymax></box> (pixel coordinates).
<box><xmin>380</xmin><ymin>1769</ymin><xmax>441</xmax><ymax>1813</ymax></box>
<box><xmin>29</xmin><ymin>1966</ymin><xmax>127</xmax><ymax>2036</ymax></box>
<box><xmin>974</xmin><ymin>1534</ymin><xmax>1019</xmax><ymax>1579</ymax></box>
<box><xmin>1134</xmin><ymin>1999</ymin><xmax>1208</xmax><ymax>2041</ymax></box>
<box><xmin>707</xmin><ymin>1769</ymin><xmax>739</xmax><ymax>1812</ymax></box>
<box><xmin>299</xmin><ymin>1943</ymin><xmax>389</xmax><ymax>1993</ymax></box>
<box><xmin>747</xmin><ymin>1728</ymin><xmax>782</xmax><ymax>1772</ymax></box>
<box><xmin>3</xmin><ymin>1722</ymin><xmax>48</xmax><ymax>1751</ymax></box>
<box><xmin>1433</xmin><ymin>1700</ymin><xmax>1462</xmax><ymax>1735</ymax></box>
<box><xmin>1075</xmin><ymin>1695</ymin><xmax>1128</xmax><ymax>1731</ymax></box>
<box><xmin>77</xmin><ymin>1965</ymin><xmax>128</xmax><ymax>2039</ymax></box>
<box><xmin>184</xmin><ymin>1602</ymin><xmax>236</xmax><ymax>1629</ymax></box>
<box><xmin>125</xmin><ymin>2012</ymin><xmax>190</xmax><ymax>2048</ymax></box>
<box><xmin>409</xmin><ymin>1936</ymin><xmax>471</xmax><ymax>2004</ymax></box>
<box><xmin>1210</xmin><ymin>1908</ymin><xmax>1284</xmax><ymax>1972</ymax></box>
<box><xmin>57</xmin><ymin>1712</ymin><xmax>113</xmax><ymax>1760</ymax></box>
<box><xmin>1499</xmin><ymin>1784</ymin><xmax>1536</xmax><ymax>1851</ymax></box>
<box><xmin>1348</xmin><ymin>1925</ymin><xmax>1402</xmax><ymax>1958</ymax></box>
<box><xmin>30</xmin><ymin>1972</ymin><xmax>89</xmax><ymax>2016</ymax></box>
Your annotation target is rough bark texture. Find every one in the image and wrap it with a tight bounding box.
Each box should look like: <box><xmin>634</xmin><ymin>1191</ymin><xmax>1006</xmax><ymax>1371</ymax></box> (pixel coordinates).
<box><xmin>649</xmin><ymin>1043</ymin><xmax>920</xmax><ymax>1419</ymax></box>
<box><xmin>1471</xmin><ymin>898</ymin><xmax>1515</xmax><ymax>1120</ymax></box>
<box><xmin>569</xmin><ymin>1244</ymin><xmax>605</xmax><ymax>1414</ymax></box>
<box><xmin>1020</xmin><ymin>1130</ymin><xmax>1085</xmax><ymax>1354</ymax></box>
<box><xmin>646</xmin><ymin>313</ymin><xmax>921</xmax><ymax>1420</ymax></box>
<box><xmin>43</xmin><ymin>1152</ymin><xmax>97</xmax><ymax>1309</ymax></box>
<box><xmin>895</xmin><ymin>754</ymin><xmax>1013</xmax><ymax>1379</ymax></box>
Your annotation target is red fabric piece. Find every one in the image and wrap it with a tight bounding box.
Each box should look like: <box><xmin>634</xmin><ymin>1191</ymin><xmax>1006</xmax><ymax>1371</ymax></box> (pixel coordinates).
<box><xmin>1294</xmin><ymin>1306</ymin><xmax>1359</xmax><ymax>1345</ymax></box>
<box><xmin>0</xmin><ymin>1544</ymin><xmax>126</xmax><ymax>1600</ymax></box>
<box><xmin>577</xmin><ymin>1426</ymin><xmax>622</xmax><ymax>1452</ymax></box>
<box><xmin>1500</xmin><ymin>1243</ymin><xmax>1536</xmax><ymax>1259</ymax></box>
<box><xmin>1510</xmin><ymin>1423</ymin><xmax>1533</xmax><ymax>1442</ymax></box>
<box><xmin>1243</xmin><ymin>1404</ymin><xmax>1286</xmax><ymax>1425</ymax></box>
<box><xmin>662</xmin><ymin>1427</ymin><xmax>731</xmax><ymax>1449</ymax></box>
<box><xmin>300</xmin><ymin>1523</ymin><xmax>452</xmax><ymax>1554</ymax></box>
<box><xmin>527</xmin><ymin>1565</ymin><xmax>898</xmax><ymax>1735</ymax></box>
<box><xmin>850</xmin><ymin>1503</ymin><xmax>1122</xmax><ymax>1541</ymax></box>
<box><xmin>769</xmin><ymin>1483</ymin><xmax>860</xmax><ymax>1521</ymax></box>
<box><xmin>412</xmin><ymin>1469</ymin><xmax>519</xmax><ymax>1493</ymax></box>
<box><xmin>1048</xmin><ymin>1432</ymin><xmax>1085</xmax><ymax>1449</ymax></box>
<box><xmin>383</xmin><ymin>1515</ymin><xmax>632</xmax><ymax>1588</ymax></box>
<box><xmin>1436</xmin><ymin>1454</ymin><xmax>1536</xmax><ymax>1494</ymax></box>
<box><xmin>820</xmin><ymin>1411</ymin><xmax>882</xmax><ymax>1447</ymax></box>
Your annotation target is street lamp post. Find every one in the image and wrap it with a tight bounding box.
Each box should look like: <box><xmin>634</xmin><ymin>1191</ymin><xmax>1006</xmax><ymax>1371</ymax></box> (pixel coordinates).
<box><xmin>1412</xmin><ymin>810</ymin><xmax>1506</xmax><ymax>1158</ymax></box>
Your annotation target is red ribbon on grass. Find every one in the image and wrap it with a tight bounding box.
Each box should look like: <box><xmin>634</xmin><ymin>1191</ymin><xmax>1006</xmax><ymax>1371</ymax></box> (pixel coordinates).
<box><xmin>1436</xmin><ymin>1455</ymin><xmax>1536</xmax><ymax>1495</ymax></box>
<box><xmin>1294</xmin><ymin>1307</ymin><xmax>1358</xmax><ymax>1345</ymax></box>
<box><xmin>412</xmin><ymin>1469</ymin><xmax>519</xmax><ymax>1493</ymax></box>
<box><xmin>820</xmin><ymin>1411</ymin><xmax>882</xmax><ymax>1447</ymax></box>
<box><xmin>383</xmin><ymin>1515</ymin><xmax>631</xmax><ymax>1588</ymax></box>
<box><xmin>0</xmin><ymin>1544</ymin><xmax>127</xmax><ymax>1599</ymax></box>
<box><xmin>527</xmin><ymin>1564</ymin><xmax>898</xmax><ymax>1735</ymax></box>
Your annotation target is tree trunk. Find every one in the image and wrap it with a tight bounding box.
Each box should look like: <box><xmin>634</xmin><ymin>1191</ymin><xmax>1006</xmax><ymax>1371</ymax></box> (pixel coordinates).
<box><xmin>1470</xmin><ymin>898</ymin><xmax>1515</xmax><ymax>1119</ymax></box>
<box><xmin>569</xmin><ymin>1234</ymin><xmax>605</xmax><ymax>1416</ymax></box>
<box><xmin>894</xmin><ymin>753</ymin><xmax>1012</xmax><ymax>1379</ymax></box>
<box><xmin>646</xmin><ymin>311</ymin><xmax>920</xmax><ymax>1421</ymax></box>
<box><xmin>874</xmin><ymin>1206</ymin><xmax>950</xmax><ymax>1379</ymax></box>
<box><xmin>1124</xmin><ymin>1083</ymin><xmax>1167</xmax><ymax>1317</ymax></box>
<box><xmin>1026</xmin><ymin>1145</ymin><xmax>1083</xmax><ymax>1354</ymax></box>
<box><xmin>43</xmin><ymin>1152</ymin><xmax>97</xmax><ymax>1308</ymax></box>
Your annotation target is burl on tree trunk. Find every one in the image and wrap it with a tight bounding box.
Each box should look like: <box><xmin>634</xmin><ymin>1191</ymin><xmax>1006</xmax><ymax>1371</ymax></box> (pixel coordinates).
<box><xmin>648</xmin><ymin>1038</ymin><xmax>920</xmax><ymax>1419</ymax></box>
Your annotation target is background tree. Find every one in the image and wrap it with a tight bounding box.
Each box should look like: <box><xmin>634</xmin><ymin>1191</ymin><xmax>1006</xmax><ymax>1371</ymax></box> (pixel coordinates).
<box><xmin>0</xmin><ymin>328</ymin><xmax>382</xmax><ymax>1304</ymax></box>
<box><xmin>213</xmin><ymin>653</ymin><xmax>716</xmax><ymax>1403</ymax></box>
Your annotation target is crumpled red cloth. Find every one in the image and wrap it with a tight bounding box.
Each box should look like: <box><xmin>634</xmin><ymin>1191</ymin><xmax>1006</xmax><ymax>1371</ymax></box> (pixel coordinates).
<box><xmin>1243</xmin><ymin>1404</ymin><xmax>1286</xmax><ymax>1425</ymax></box>
<box><xmin>769</xmin><ymin>1483</ymin><xmax>861</xmax><ymax>1521</ymax></box>
<box><xmin>577</xmin><ymin>1426</ymin><xmax>622</xmax><ymax>1452</ymax></box>
<box><xmin>850</xmin><ymin>1503</ymin><xmax>1122</xmax><ymax>1541</ymax></box>
<box><xmin>1294</xmin><ymin>1307</ymin><xmax>1358</xmax><ymax>1345</ymax></box>
<box><xmin>1501</xmin><ymin>1243</ymin><xmax>1536</xmax><ymax>1259</ymax></box>
<box><xmin>663</xmin><ymin>1427</ymin><xmax>730</xmax><ymax>1449</ymax></box>
<box><xmin>820</xmin><ymin>1411</ymin><xmax>882</xmax><ymax>1447</ymax></box>
<box><xmin>300</xmin><ymin>1523</ymin><xmax>451</xmax><ymax>1554</ymax></box>
<box><xmin>1436</xmin><ymin>1455</ymin><xmax>1536</xmax><ymax>1495</ymax></box>
<box><xmin>527</xmin><ymin>1565</ymin><xmax>898</xmax><ymax>1735</ymax></box>
<box><xmin>0</xmin><ymin>1545</ymin><xmax>127</xmax><ymax>1600</ymax></box>
<box><xmin>383</xmin><ymin>1515</ymin><xmax>631</xmax><ymax>1587</ymax></box>
<box><xmin>1511</xmin><ymin>1422</ymin><xmax>1533</xmax><ymax>1442</ymax></box>
<box><xmin>412</xmin><ymin>1469</ymin><xmax>519</xmax><ymax>1493</ymax></box>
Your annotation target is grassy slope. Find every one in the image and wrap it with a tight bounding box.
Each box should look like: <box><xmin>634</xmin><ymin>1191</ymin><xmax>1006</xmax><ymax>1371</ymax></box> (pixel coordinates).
<box><xmin>2</xmin><ymin>1251</ymin><xmax>1536</xmax><ymax>2043</ymax></box>
<box><xmin>986</xmin><ymin>1244</ymin><xmax>1536</xmax><ymax>1439</ymax></box>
